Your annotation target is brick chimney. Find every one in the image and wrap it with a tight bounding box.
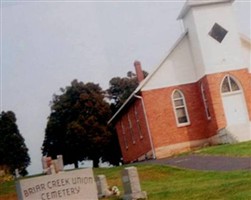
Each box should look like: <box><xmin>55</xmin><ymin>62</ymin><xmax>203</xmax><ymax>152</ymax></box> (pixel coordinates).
<box><xmin>134</xmin><ymin>60</ymin><xmax>144</xmax><ymax>83</ymax></box>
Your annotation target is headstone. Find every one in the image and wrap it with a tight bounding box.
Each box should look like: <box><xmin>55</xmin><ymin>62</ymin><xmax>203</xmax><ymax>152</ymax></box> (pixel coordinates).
<box><xmin>42</xmin><ymin>155</ymin><xmax>64</xmax><ymax>175</ymax></box>
<box><xmin>46</xmin><ymin>157</ymin><xmax>52</xmax><ymax>168</ymax></box>
<box><xmin>96</xmin><ymin>175</ymin><xmax>111</xmax><ymax>198</ymax></box>
<box><xmin>41</xmin><ymin>156</ymin><xmax>48</xmax><ymax>174</ymax></box>
<box><xmin>121</xmin><ymin>166</ymin><xmax>147</xmax><ymax>200</ymax></box>
<box><xmin>52</xmin><ymin>160</ymin><xmax>60</xmax><ymax>173</ymax></box>
<box><xmin>50</xmin><ymin>163</ymin><xmax>56</xmax><ymax>175</ymax></box>
<box><xmin>15</xmin><ymin>169</ymin><xmax>20</xmax><ymax>178</ymax></box>
<box><xmin>42</xmin><ymin>156</ymin><xmax>48</xmax><ymax>170</ymax></box>
<box><xmin>43</xmin><ymin>157</ymin><xmax>52</xmax><ymax>175</ymax></box>
<box><xmin>16</xmin><ymin>168</ymin><xmax>98</xmax><ymax>200</ymax></box>
<box><xmin>57</xmin><ymin>155</ymin><xmax>64</xmax><ymax>171</ymax></box>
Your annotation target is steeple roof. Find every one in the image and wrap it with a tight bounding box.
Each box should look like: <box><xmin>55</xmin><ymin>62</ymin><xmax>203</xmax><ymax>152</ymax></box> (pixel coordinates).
<box><xmin>177</xmin><ymin>0</ymin><xmax>235</xmax><ymax>20</ymax></box>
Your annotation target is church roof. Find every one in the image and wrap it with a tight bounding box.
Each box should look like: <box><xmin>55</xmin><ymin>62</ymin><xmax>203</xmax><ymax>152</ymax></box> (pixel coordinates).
<box><xmin>108</xmin><ymin>31</ymin><xmax>188</xmax><ymax>124</ymax></box>
<box><xmin>177</xmin><ymin>0</ymin><xmax>235</xmax><ymax>20</ymax></box>
<box><xmin>108</xmin><ymin>31</ymin><xmax>250</xmax><ymax>124</ymax></box>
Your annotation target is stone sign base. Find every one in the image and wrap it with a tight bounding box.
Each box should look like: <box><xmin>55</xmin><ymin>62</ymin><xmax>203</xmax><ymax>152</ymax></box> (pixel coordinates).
<box><xmin>123</xmin><ymin>191</ymin><xmax>147</xmax><ymax>200</ymax></box>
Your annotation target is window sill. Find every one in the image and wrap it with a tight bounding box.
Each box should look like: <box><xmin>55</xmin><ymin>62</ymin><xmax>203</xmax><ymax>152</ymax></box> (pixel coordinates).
<box><xmin>177</xmin><ymin>122</ymin><xmax>191</xmax><ymax>127</ymax></box>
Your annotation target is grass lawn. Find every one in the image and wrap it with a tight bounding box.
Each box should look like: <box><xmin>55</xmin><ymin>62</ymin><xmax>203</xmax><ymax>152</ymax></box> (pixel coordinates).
<box><xmin>1</xmin><ymin>141</ymin><xmax>251</xmax><ymax>200</ymax></box>
<box><xmin>1</xmin><ymin>164</ymin><xmax>251</xmax><ymax>200</ymax></box>
<box><xmin>195</xmin><ymin>141</ymin><xmax>251</xmax><ymax>157</ymax></box>
<box><xmin>96</xmin><ymin>164</ymin><xmax>251</xmax><ymax>200</ymax></box>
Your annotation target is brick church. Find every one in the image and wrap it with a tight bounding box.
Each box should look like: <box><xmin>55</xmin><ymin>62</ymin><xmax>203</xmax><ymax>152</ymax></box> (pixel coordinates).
<box><xmin>109</xmin><ymin>0</ymin><xmax>251</xmax><ymax>163</ymax></box>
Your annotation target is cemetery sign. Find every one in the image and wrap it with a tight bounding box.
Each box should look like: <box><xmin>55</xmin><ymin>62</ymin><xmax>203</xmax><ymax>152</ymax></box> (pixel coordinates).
<box><xmin>16</xmin><ymin>168</ymin><xmax>98</xmax><ymax>200</ymax></box>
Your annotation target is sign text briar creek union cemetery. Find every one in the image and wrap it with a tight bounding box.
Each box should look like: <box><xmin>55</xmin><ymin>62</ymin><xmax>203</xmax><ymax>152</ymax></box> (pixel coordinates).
<box><xmin>16</xmin><ymin>168</ymin><xmax>98</xmax><ymax>200</ymax></box>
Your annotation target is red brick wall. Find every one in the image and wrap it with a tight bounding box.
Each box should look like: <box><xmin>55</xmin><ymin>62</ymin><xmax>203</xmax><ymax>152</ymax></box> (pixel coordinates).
<box><xmin>114</xmin><ymin>69</ymin><xmax>251</xmax><ymax>162</ymax></box>
<box><xmin>142</xmin><ymin>68</ymin><xmax>251</xmax><ymax>154</ymax></box>
<box><xmin>142</xmin><ymin>82</ymin><xmax>210</xmax><ymax>149</ymax></box>
<box><xmin>115</xmin><ymin>99</ymin><xmax>152</xmax><ymax>163</ymax></box>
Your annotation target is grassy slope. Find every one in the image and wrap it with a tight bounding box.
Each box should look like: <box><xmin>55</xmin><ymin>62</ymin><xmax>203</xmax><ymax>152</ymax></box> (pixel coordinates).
<box><xmin>196</xmin><ymin>141</ymin><xmax>251</xmax><ymax>157</ymax></box>
<box><xmin>1</xmin><ymin>141</ymin><xmax>251</xmax><ymax>200</ymax></box>
<box><xmin>1</xmin><ymin>165</ymin><xmax>251</xmax><ymax>200</ymax></box>
<box><xmin>3</xmin><ymin>164</ymin><xmax>250</xmax><ymax>200</ymax></box>
<box><xmin>0</xmin><ymin>180</ymin><xmax>17</xmax><ymax>200</ymax></box>
<box><xmin>96</xmin><ymin>164</ymin><xmax>251</xmax><ymax>200</ymax></box>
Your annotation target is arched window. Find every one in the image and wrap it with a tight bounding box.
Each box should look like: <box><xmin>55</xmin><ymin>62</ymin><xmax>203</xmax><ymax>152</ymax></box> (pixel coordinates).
<box><xmin>172</xmin><ymin>90</ymin><xmax>190</xmax><ymax>126</ymax></box>
<box><xmin>221</xmin><ymin>75</ymin><xmax>240</xmax><ymax>94</ymax></box>
<box><xmin>201</xmin><ymin>83</ymin><xmax>211</xmax><ymax>120</ymax></box>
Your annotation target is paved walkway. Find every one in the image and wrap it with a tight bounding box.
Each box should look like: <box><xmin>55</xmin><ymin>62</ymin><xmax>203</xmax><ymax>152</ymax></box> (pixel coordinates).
<box><xmin>145</xmin><ymin>154</ymin><xmax>251</xmax><ymax>171</ymax></box>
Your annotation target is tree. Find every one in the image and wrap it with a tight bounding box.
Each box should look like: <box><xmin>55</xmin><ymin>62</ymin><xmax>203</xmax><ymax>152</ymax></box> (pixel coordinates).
<box><xmin>107</xmin><ymin>71</ymin><xmax>148</xmax><ymax>113</ymax></box>
<box><xmin>42</xmin><ymin>80</ymin><xmax>116</xmax><ymax>168</ymax></box>
<box><xmin>0</xmin><ymin>111</ymin><xmax>30</xmax><ymax>176</ymax></box>
<box><xmin>102</xmin><ymin>125</ymin><xmax>122</xmax><ymax>166</ymax></box>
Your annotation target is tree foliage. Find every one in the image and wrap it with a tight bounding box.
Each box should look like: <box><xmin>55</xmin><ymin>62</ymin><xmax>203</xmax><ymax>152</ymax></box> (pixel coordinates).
<box><xmin>0</xmin><ymin>111</ymin><xmax>30</xmax><ymax>176</ymax></box>
<box><xmin>107</xmin><ymin>71</ymin><xmax>148</xmax><ymax>113</ymax></box>
<box><xmin>102</xmin><ymin>126</ymin><xmax>122</xmax><ymax>166</ymax></box>
<box><xmin>42</xmin><ymin>80</ymin><xmax>120</xmax><ymax>167</ymax></box>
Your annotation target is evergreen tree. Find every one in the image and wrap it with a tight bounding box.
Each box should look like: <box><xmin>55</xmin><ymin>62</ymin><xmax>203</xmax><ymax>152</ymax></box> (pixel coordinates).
<box><xmin>0</xmin><ymin>111</ymin><xmax>30</xmax><ymax>176</ymax></box>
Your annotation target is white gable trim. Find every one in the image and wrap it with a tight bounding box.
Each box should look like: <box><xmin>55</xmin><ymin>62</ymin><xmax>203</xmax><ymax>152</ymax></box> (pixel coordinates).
<box><xmin>137</xmin><ymin>30</ymin><xmax>189</xmax><ymax>91</ymax></box>
<box><xmin>108</xmin><ymin>31</ymin><xmax>188</xmax><ymax>124</ymax></box>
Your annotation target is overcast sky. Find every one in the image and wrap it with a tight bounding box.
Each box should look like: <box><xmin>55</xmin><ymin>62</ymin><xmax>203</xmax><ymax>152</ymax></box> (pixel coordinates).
<box><xmin>1</xmin><ymin>0</ymin><xmax>250</xmax><ymax>175</ymax></box>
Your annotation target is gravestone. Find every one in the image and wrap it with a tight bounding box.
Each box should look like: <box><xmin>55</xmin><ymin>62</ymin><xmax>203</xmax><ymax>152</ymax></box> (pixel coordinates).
<box><xmin>57</xmin><ymin>155</ymin><xmax>64</xmax><ymax>171</ymax></box>
<box><xmin>41</xmin><ymin>156</ymin><xmax>48</xmax><ymax>170</ymax></box>
<box><xmin>15</xmin><ymin>169</ymin><xmax>20</xmax><ymax>178</ymax></box>
<box><xmin>42</xmin><ymin>155</ymin><xmax>64</xmax><ymax>175</ymax></box>
<box><xmin>46</xmin><ymin>157</ymin><xmax>52</xmax><ymax>168</ymax></box>
<box><xmin>96</xmin><ymin>175</ymin><xmax>112</xmax><ymax>198</ymax></box>
<box><xmin>16</xmin><ymin>168</ymin><xmax>98</xmax><ymax>200</ymax></box>
<box><xmin>121</xmin><ymin>166</ymin><xmax>147</xmax><ymax>200</ymax></box>
<box><xmin>41</xmin><ymin>156</ymin><xmax>48</xmax><ymax>174</ymax></box>
<box><xmin>41</xmin><ymin>156</ymin><xmax>52</xmax><ymax>175</ymax></box>
<box><xmin>49</xmin><ymin>163</ymin><xmax>56</xmax><ymax>175</ymax></box>
<box><xmin>52</xmin><ymin>160</ymin><xmax>59</xmax><ymax>173</ymax></box>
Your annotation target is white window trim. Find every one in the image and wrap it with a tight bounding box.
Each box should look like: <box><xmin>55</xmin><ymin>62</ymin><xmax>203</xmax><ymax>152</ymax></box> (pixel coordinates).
<box><xmin>172</xmin><ymin>90</ymin><xmax>190</xmax><ymax>127</ymax></box>
<box><xmin>221</xmin><ymin>75</ymin><xmax>242</xmax><ymax>97</ymax></box>
<box><xmin>222</xmin><ymin>90</ymin><xmax>242</xmax><ymax>96</ymax></box>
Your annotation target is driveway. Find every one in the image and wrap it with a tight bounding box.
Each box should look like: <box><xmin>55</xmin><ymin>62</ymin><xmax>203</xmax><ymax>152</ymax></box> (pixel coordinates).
<box><xmin>145</xmin><ymin>154</ymin><xmax>251</xmax><ymax>171</ymax></box>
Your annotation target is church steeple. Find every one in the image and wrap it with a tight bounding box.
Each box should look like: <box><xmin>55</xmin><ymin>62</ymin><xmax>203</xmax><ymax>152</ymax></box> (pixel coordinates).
<box><xmin>177</xmin><ymin>0</ymin><xmax>244</xmax><ymax>77</ymax></box>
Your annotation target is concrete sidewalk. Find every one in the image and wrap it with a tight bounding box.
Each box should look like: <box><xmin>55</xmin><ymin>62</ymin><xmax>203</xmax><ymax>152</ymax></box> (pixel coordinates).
<box><xmin>145</xmin><ymin>154</ymin><xmax>251</xmax><ymax>171</ymax></box>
